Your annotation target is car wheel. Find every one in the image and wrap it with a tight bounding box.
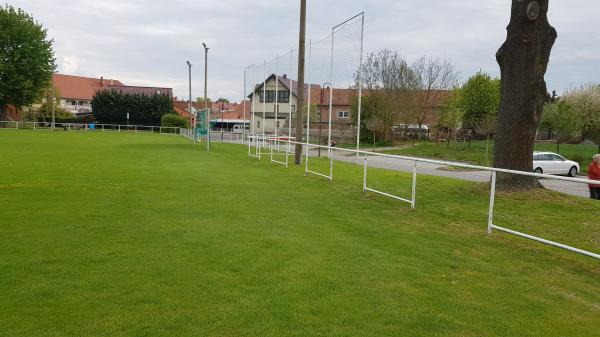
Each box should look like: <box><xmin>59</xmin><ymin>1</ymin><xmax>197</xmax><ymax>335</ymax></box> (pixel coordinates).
<box><xmin>534</xmin><ymin>167</ymin><xmax>543</xmax><ymax>174</ymax></box>
<box><xmin>568</xmin><ymin>166</ymin><xmax>578</xmax><ymax>177</ymax></box>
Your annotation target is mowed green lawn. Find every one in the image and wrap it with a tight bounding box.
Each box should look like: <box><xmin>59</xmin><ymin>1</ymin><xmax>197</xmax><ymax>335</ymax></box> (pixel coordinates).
<box><xmin>1</xmin><ymin>131</ymin><xmax>599</xmax><ymax>337</ymax></box>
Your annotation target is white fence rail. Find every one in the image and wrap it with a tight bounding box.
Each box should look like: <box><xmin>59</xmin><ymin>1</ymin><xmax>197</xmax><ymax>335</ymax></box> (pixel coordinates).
<box><xmin>0</xmin><ymin>121</ymin><xmax>181</xmax><ymax>134</ymax></box>
<box><xmin>244</xmin><ymin>135</ymin><xmax>600</xmax><ymax>261</ymax></box>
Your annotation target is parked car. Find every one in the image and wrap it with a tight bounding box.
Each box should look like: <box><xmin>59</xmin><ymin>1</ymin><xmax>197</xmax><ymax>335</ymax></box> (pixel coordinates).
<box><xmin>532</xmin><ymin>152</ymin><xmax>580</xmax><ymax>176</ymax></box>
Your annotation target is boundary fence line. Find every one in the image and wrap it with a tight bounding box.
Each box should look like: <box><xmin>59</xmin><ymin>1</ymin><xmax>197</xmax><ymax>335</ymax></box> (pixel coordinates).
<box><xmin>244</xmin><ymin>135</ymin><xmax>600</xmax><ymax>261</ymax></box>
<box><xmin>0</xmin><ymin>121</ymin><xmax>181</xmax><ymax>134</ymax></box>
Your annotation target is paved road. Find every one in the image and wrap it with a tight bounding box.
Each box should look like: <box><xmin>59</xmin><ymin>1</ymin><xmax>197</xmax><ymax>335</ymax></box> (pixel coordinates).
<box><xmin>307</xmin><ymin>148</ymin><xmax>590</xmax><ymax>198</ymax></box>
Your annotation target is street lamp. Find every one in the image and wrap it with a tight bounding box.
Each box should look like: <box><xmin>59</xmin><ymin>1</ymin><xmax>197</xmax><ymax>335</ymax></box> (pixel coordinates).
<box><xmin>202</xmin><ymin>43</ymin><xmax>210</xmax><ymax>150</ymax></box>
<box><xmin>243</xmin><ymin>64</ymin><xmax>255</xmax><ymax>143</ymax></box>
<box><xmin>186</xmin><ymin>60</ymin><xmax>193</xmax><ymax>135</ymax></box>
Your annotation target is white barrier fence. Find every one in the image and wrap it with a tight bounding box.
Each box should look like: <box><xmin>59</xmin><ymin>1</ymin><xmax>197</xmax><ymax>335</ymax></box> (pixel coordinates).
<box><xmin>245</xmin><ymin>135</ymin><xmax>600</xmax><ymax>261</ymax></box>
<box><xmin>0</xmin><ymin>121</ymin><xmax>181</xmax><ymax>134</ymax></box>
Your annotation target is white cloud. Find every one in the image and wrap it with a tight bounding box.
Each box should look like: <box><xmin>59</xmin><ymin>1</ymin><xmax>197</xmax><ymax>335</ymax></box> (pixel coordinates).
<box><xmin>8</xmin><ymin>0</ymin><xmax>600</xmax><ymax>100</ymax></box>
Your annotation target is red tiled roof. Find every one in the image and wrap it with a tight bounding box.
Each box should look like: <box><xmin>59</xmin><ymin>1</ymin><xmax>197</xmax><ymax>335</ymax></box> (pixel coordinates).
<box><xmin>53</xmin><ymin>74</ymin><xmax>124</xmax><ymax>100</ymax></box>
<box><xmin>100</xmin><ymin>85</ymin><xmax>172</xmax><ymax>97</ymax></box>
<box><xmin>173</xmin><ymin>101</ymin><xmax>191</xmax><ymax>118</ymax></box>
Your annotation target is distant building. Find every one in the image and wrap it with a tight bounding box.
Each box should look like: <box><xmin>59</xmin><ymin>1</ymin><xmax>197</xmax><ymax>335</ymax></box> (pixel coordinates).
<box><xmin>52</xmin><ymin>74</ymin><xmax>124</xmax><ymax>116</ymax></box>
<box><xmin>52</xmin><ymin>74</ymin><xmax>172</xmax><ymax>117</ymax></box>
<box><xmin>0</xmin><ymin>105</ymin><xmax>21</xmax><ymax>121</ymax></box>
<box><xmin>247</xmin><ymin>74</ymin><xmax>358</xmax><ymax>134</ymax></box>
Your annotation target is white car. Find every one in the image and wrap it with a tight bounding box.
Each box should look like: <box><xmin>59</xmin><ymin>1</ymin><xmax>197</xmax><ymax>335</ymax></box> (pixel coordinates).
<box><xmin>532</xmin><ymin>152</ymin><xmax>580</xmax><ymax>177</ymax></box>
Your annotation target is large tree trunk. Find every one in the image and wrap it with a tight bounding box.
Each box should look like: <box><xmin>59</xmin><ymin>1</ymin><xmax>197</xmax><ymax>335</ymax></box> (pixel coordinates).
<box><xmin>494</xmin><ymin>0</ymin><xmax>557</xmax><ymax>190</ymax></box>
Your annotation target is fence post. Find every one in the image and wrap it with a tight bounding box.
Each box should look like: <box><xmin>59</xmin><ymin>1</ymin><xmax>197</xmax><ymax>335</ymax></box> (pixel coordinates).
<box><xmin>411</xmin><ymin>160</ymin><xmax>417</xmax><ymax>209</ymax></box>
<box><xmin>329</xmin><ymin>147</ymin><xmax>334</xmax><ymax>181</ymax></box>
<box><xmin>363</xmin><ymin>154</ymin><xmax>368</xmax><ymax>192</ymax></box>
<box><xmin>488</xmin><ymin>171</ymin><xmax>497</xmax><ymax>234</ymax></box>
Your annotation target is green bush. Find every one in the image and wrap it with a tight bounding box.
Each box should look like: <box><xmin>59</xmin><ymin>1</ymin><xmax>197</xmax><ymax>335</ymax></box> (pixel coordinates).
<box><xmin>161</xmin><ymin>113</ymin><xmax>188</xmax><ymax>129</ymax></box>
<box><xmin>92</xmin><ymin>90</ymin><xmax>173</xmax><ymax>125</ymax></box>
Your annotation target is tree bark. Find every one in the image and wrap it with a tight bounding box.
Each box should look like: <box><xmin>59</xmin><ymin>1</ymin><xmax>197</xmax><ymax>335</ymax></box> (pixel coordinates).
<box><xmin>494</xmin><ymin>0</ymin><xmax>557</xmax><ymax>189</ymax></box>
<box><xmin>294</xmin><ymin>0</ymin><xmax>307</xmax><ymax>165</ymax></box>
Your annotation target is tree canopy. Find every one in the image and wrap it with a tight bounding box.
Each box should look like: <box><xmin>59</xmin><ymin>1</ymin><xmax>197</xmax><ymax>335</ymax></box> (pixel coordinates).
<box><xmin>456</xmin><ymin>71</ymin><xmax>500</xmax><ymax>129</ymax></box>
<box><xmin>0</xmin><ymin>5</ymin><xmax>55</xmax><ymax>116</ymax></box>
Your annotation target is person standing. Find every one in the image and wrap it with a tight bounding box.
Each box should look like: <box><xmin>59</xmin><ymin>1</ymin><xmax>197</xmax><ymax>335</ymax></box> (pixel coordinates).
<box><xmin>588</xmin><ymin>154</ymin><xmax>600</xmax><ymax>200</ymax></box>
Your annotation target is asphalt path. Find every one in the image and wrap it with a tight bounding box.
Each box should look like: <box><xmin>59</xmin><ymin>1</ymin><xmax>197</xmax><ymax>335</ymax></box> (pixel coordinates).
<box><xmin>307</xmin><ymin>148</ymin><xmax>590</xmax><ymax>198</ymax></box>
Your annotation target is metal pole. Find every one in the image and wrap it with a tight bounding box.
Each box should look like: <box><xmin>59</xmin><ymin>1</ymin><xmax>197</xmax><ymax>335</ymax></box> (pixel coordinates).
<box><xmin>221</xmin><ymin>103</ymin><xmax>224</xmax><ymax>142</ymax></box>
<box><xmin>488</xmin><ymin>171</ymin><xmax>497</xmax><ymax>234</ymax></box>
<box><xmin>203</xmin><ymin>43</ymin><xmax>210</xmax><ymax>151</ymax></box>
<box><xmin>305</xmin><ymin>40</ymin><xmax>312</xmax><ymax>174</ymax></box>
<box><xmin>411</xmin><ymin>160</ymin><xmax>417</xmax><ymax>209</ymax></box>
<box><xmin>328</xmin><ymin>28</ymin><xmax>334</xmax><ymax>180</ymax></box>
<box><xmin>243</xmin><ymin>65</ymin><xmax>254</xmax><ymax>144</ymax></box>
<box><xmin>363</xmin><ymin>154</ymin><xmax>368</xmax><ymax>192</ymax></box>
<box><xmin>262</xmin><ymin>60</ymin><xmax>266</xmax><ymax>138</ymax></box>
<box><xmin>356</xmin><ymin>13</ymin><xmax>365</xmax><ymax>163</ymax></box>
<box><xmin>287</xmin><ymin>48</ymin><xmax>293</xmax><ymax>168</ymax></box>
<box><xmin>294</xmin><ymin>0</ymin><xmax>307</xmax><ymax>165</ymax></box>
<box><xmin>250</xmin><ymin>67</ymin><xmax>256</xmax><ymax>156</ymax></box>
<box><xmin>275</xmin><ymin>55</ymin><xmax>279</xmax><ymax>138</ymax></box>
<box><xmin>186</xmin><ymin>61</ymin><xmax>193</xmax><ymax>138</ymax></box>
<box><xmin>51</xmin><ymin>74</ymin><xmax>55</xmax><ymax>131</ymax></box>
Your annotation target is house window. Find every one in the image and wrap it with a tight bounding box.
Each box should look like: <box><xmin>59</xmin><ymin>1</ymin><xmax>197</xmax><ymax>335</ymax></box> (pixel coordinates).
<box><xmin>291</xmin><ymin>105</ymin><xmax>296</xmax><ymax>113</ymax></box>
<box><xmin>259</xmin><ymin>90</ymin><xmax>275</xmax><ymax>103</ymax></box>
<box><xmin>156</xmin><ymin>90</ymin><xmax>161</xmax><ymax>95</ymax></box>
<box><xmin>278</xmin><ymin>91</ymin><xmax>290</xmax><ymax>103</ymax></box>
<box><xmin>257</xmin><ymin>121</ymin><xmax>260</xmax><ymax>129</ymax></box>
<box><xmin>338</xmin><ymin>111</ymin><xmax>349</xmax><ymax>119</ymax></box>
<box><xmin>276</xmin><ymin>121</ymin><xmax>280</xmax><ymax>128</ymax></box>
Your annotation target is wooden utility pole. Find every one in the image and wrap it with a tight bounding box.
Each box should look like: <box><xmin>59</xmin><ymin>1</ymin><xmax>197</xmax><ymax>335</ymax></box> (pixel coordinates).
<box><xmin>294</xmin><ymin>0</ymin><xmax>307</xmax><ymax>165</ymax></box>
<box><xmin>494</xmin><ymin>0</ymin><xmax>556</xmax><ymax>189</ymax></box>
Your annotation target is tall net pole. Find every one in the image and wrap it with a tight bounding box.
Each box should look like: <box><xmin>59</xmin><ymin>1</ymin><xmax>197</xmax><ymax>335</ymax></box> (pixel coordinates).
<box><xmin>262</xmin><ymin>60</ymin><xmax>266</xmax><ymax>138</ymax></box>
<box><xmin>275</xmin><ymin>56</ymin><xmax>279</xmax><ymax>138</ymax></box>
<box><xmin>328</xmin><ymin>29</ymin><xmax>334</xmax><ymax>178</ymax></box>
<box><xmin>305</xmin><ymin>39</ymin><xmax>312</xmax><ymax>174</ymax></box>
<box><xmin>356</xmin><ymin>13</ymin><xmax>365</xmax><ymax>163</ymax></box>
<box><xmin>288</xmin><ymin>48</ymin><xmax>293</xmax><ymax>162</ymax></box>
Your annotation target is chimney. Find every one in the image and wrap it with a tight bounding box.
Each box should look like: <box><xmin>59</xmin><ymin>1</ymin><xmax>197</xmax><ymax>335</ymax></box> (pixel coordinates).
<box><xmin>283</xmin><ymin>74</ymin><xmax>287</xmax><ymax>79</ymax></box>
<box><xmin>100</xmin><ymin>76</ymin><xmax>104</xmax><ymax>87</ymax></box>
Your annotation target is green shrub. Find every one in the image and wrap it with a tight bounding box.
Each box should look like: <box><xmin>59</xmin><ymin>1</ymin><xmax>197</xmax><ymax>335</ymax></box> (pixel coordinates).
<box><xmin>161</xmin><ymin>113</ymin><xmax>188</xmax><ymax>129</ymax></box>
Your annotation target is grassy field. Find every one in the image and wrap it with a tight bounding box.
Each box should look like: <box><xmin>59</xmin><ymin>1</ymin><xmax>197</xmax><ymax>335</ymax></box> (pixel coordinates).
<box><xmin>381</xmin><ymin>141</ymin><xmax>598</xmax><ymax>173</ymax></box>
<box><xmin>1</xmin><ymin>131</ymin><xmax>599</xmax><ymax>337</ymax></box>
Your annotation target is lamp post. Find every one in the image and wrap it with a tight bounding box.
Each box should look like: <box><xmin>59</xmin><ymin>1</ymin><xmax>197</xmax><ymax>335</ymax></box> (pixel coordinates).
<box><xmin>186</xmin><ymin>61</ymin><xmax>192</xmax><ymax>134</ymax></box>
<box><xmin>202</xmin><ymin>43</ymin><xmax>210</xmax><ymax>150</ymax></box>
<box><xmin>243</xmin><ymin>64</ymin><xmax>255</xmax><ymax>143</ymax></box>
<box><xmin>220</xmin><ymin>101</ymin><xmax>224</xmax><ymax>141</ymax></box>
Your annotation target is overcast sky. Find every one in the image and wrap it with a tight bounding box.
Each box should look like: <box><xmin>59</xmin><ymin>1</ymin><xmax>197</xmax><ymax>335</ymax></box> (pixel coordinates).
<box><xmin>9</xmin><ymin>0</ymin><xmax>600</xmax><ymax>101</ymax></box>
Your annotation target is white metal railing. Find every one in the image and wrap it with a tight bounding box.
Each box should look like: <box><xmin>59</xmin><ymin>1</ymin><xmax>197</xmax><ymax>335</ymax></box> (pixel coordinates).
<box><xmin>0</xmin><ymin>121</ymin><xmax>181</xmax><ymax>134</ymax></box>
<box><xmin>246</xmin><ymin>136</ymin><xmax>600</xmax><ymax>261</ymax></box>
